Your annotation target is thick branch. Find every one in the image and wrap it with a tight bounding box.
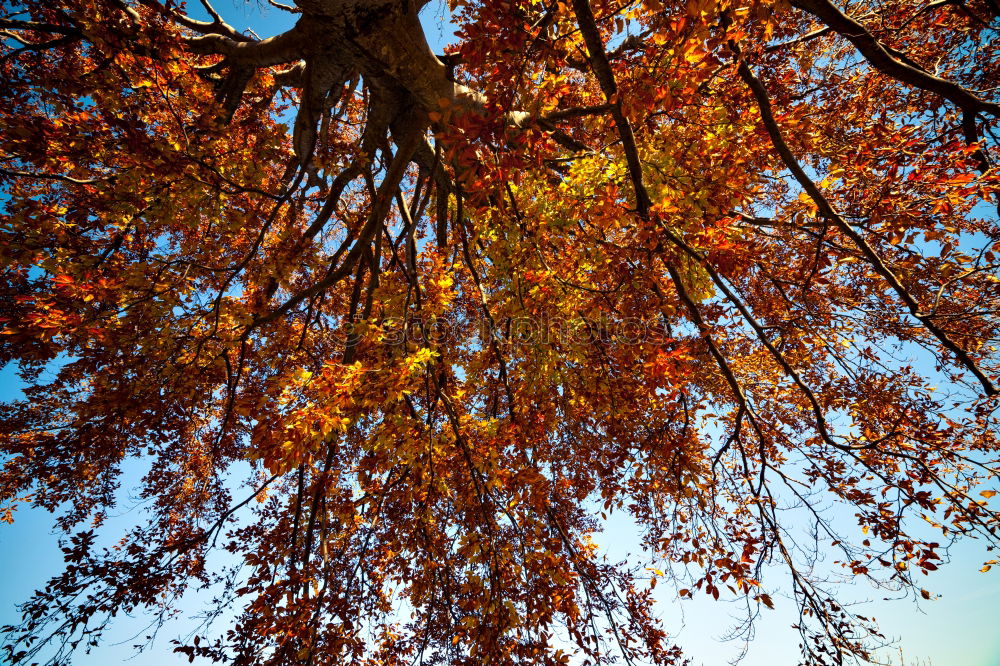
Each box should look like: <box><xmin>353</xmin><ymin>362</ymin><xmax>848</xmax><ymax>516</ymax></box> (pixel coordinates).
<box><xmin>791</xmin><ymin>0</ymin><xmax>1000</xmax><ymax>116</ymax></box>
<box><xmin>185</xmin><ymin>26</ymin><xmax>304</xmax><ymax>66</ymax></box>
<box><xmin>739</xmin><ymin>59</ymin><xmax>997</xmax><ymax>396</ymax></box>
<box><xmin>570</xmin><ymin>0</ymin><xmax>651</xmax><ymax>215</ymax></box>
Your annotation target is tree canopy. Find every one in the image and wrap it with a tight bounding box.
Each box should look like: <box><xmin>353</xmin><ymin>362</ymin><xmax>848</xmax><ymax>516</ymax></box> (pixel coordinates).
<box><xmin>2</xmin><ymin>0</ymin><xmax>1000</xmax><ymax>663</ymax></box>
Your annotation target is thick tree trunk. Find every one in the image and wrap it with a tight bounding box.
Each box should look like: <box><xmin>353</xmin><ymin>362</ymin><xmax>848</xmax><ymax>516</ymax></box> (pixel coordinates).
<box><xmin>188</xmin><ymin>0</ymin><xmax>487</xmax><ymax>164</ymax></box>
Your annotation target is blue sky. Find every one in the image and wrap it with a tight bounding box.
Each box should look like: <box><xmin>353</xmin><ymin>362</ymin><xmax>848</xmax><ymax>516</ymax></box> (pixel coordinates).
<box><xmin>2</xmin><ymin>1</ymin><xmax>999</xmax><ymax>664</ymax></box>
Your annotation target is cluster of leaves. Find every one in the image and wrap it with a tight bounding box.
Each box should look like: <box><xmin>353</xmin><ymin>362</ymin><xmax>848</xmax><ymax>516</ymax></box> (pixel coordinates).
<box><xmin>1</xmin><ymin>0</ymin><xmax>999</xmax><ymax>664</ymax></box>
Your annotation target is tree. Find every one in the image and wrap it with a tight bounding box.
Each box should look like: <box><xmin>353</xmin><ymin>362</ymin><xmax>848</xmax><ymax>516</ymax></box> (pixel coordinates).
<box><xmin>1</xmin><ymin>0</ymin><xmax>999</xmax><ymax>663</ymax></box>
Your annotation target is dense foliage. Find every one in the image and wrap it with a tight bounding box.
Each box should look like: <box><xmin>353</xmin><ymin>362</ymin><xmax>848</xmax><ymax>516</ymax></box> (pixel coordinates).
<box><xmin>2</xmin><ymin>0</ymin><xmax>999</xmax><ymax>663</ymax></box>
